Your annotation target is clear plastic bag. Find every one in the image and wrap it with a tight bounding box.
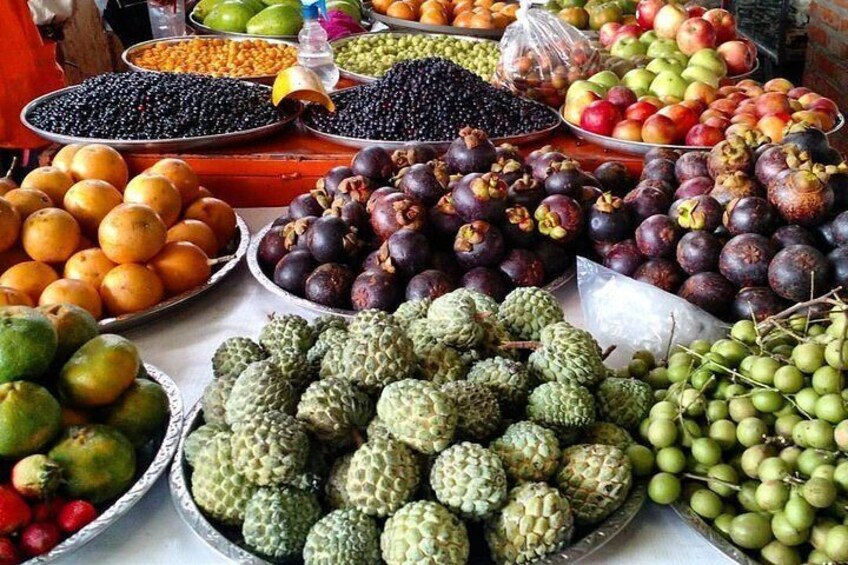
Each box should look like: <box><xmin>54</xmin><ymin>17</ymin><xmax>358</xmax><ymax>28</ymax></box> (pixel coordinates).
<box><xmin>576</xmin><ymin>257</ymin><xmax>727</xmax><ymax>362</ymax></box>
<box><xmin>494</xmin><ymin>0</ymin><xmax>602</xmax><ymax>108</ymax></box>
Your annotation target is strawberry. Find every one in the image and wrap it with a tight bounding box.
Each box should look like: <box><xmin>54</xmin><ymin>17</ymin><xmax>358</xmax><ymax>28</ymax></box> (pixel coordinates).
<box><xmin>0</xmin><ymin>538</ymin><xmax>19</xmax><ymax>565</ymax></box>
<box><xmin>31</xmin><ymin>497</ymin><xmax>66</xmax><ymax>523</ymax></box>
<box><xmin>19</xmin><ymin>523</ymin><xmax>60</xmax><ymax>558</ymax></box>
<box><xmin>57</xmin><ymin>501</ymin><xmax>97</xmax><ymax>534</ymax></box>
<box><xmin>0</xmin><ymin>486</ymin><xmax>30</xmax><ymax>536</ymax></box>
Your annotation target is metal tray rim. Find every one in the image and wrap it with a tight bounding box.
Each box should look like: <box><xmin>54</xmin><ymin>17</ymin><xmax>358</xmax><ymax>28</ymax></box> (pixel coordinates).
<box><xmin>366</xmin><ymin>4</ymin><xmax>508</xmax><ymax>38</ymax></box>
<box><xmin>671</xmin><ymin>502</ymin><xmax>758</xmax><ymax>565</ymax></box>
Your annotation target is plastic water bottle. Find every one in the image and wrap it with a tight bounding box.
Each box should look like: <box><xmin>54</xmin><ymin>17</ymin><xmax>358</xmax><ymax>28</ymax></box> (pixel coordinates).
<box><xmin>297</xmin><ymin>0</ymin><xmax>339</xmax><ymax>91</ymax></box>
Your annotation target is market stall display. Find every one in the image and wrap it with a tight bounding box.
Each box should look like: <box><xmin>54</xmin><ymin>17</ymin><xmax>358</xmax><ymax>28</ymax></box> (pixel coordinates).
<box><xmin>545</xmin><ymin>0</ymin><xmax>637</xmax><ymax>32</ymax></box>
<box><xmin>366</xmin><ymin>0</ymin><xmax>518</xmax><ymax>36</ymax></box>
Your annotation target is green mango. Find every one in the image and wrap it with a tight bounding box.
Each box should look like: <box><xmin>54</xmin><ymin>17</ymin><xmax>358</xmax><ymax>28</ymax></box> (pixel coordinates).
<box><xmin>192</xmin><ymin>0</ymin><xmax>228</xmax><ymax>21</ymax></box>
<box><xmin>203</xmin><ymin>1</ymin><xmax>255</xmax><ymax>32</ymax></box>
<box><xmin>246</xmin><ymin>4</ymin><xmax>303</xmax><ymax>35</ymax></box>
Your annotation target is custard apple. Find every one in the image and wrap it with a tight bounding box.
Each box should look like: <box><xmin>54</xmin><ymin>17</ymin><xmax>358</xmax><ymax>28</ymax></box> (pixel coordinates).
<box><xmin>497</xmin><ymin>287</ymin><xmax>564</xmax><ymax>341</ymax></box>
<box><xmin>556</xmin><ymin>444</ymin><xmax>633</xmax><ymax>525</ymax></box>
<box><xmin>312</xmin><ymin>314</ymin><xmax>348</xmax><ymax>334</ymax></box>
<box><xmin>490</xmin><ymin>421</ymin><xmax>561</xmax><ymax>483</ymax></box>
<box><xmin>377</xmin><ymin>379</ymin><xmax>457</xmax><ymax>454</ymax></box>
<box><xmin>596</xmin><ymin>378</ymin><xmax>653</xmax><ymax>431</ymax></box>
<box><xmin>346</xmin><ymin>437</ymin><xmax>420</xmax><ymax>517</ymax></box>
<box><xmin>271</xmin><ymin>347</ymin><xmax>314</xmax><ymax>391</ymax></box>
<box><xmin>416</xmin><ymin>343</ymin><xmax>469</xmax><ymax>385</ymax></box>
<box><xmin>184</xmin><ymin>423</ymin><xmax>227</xmax><ymax>468</ymax></box>
<box><xmin>242</xmin><ymin>486</ymin><xmax>321</xmax><ymax>560</ymax></box>
<box><xmin>430</xmin><ymin>442</ymin><xmax>508</xmax><ymax>520</ymax></box>
<box><xmin>303</xmin><ymin>508</ymin><xmax>381</xmax><ymax>565</ymax></box>
<box><xmin>230</xmin><ymin>412</ymin><xmax>309</xmax><ymax>486</ymax></box>
<box><xmin>452</xmin><ymin>287</ymin><xmax>499</xmax><ymax>316</ymax></box>
<box><xmin>325</xmin><ymin>453</ymin><xmax>353</xmax><ymax>510</ymax></box>
<box><xmin>201</xmin><ymin>372</ymin><xmax>237</xmax><ymax>426</ymax></box>
<box><xmin>393</xmin><ymin>298</ymin><xmax>431</xmax><ymax>330</ymax></box>
<box><xmin>526</xmin><ymin>382</ymin><xmax>595</xmax><ymax>432</ymax></box>
<box><xmin>366</xmin><ymin>415</ymin><xmax>392</xmax><ymax>441</ymax></box>
<box><xmin>427</xmin><ymin>292</ymin><xmax>484</xmax><ymax>350</ymax></box>
<box><xmin>319</xmin><ymin>333</ymin><xmax>347</xmax><ymax>379</ymax></box>
<box><xmin>485</xmin><ymin>482</ymin><xmax>574</xmax><ymax>565</ymax></box>
<box><xmin>440</xmin><ymin>381</ymin><xmax>501</xmax><ymax>441</ymax></box>
<box><xmin>340</xmin><ymin>324</ymin><xmax>416</xmax><ymax>393</ymax></box>
<box><xmin>467</xmin><ymin>357</ymin><xmax>530</xmax><ymax>412</ymax></box>
<box><xmin>407</xmin><ymin>318</ymin><xmax>438</xmax><ymax>353</ymax></box>
<box><xmin>579</xmin><ymin>422</ymin><xmax>634</xmax><ymax>450</ymax></box>
<box><xmin>225</xmin><ymin>360</ymin><xmax>298</xmax><ymax>425</ymax></box>
<box><xmin>212</xmin><ymin>337</ymin><xmax>266</xmax><ymax>378</ymax></box>
<box><xmin>297</xmin><ymin>378</ymin><xmax>373</xmax><ymax>444</ymax></box>
<box><xmin>191</xmin><ymin>433</ymin><xmax>255</xmax><ymax>526</ymax></box>
<box><xmin>528</xmin><ymin>322</ymin><xmax>606</xmax><ymax>387</ymax></box>
<box><xmin>480</xmin><ymin>317</ymin><xmax>518</xmax><ymax>360</ymax></box>
<box><xmin>349</xmin><ymin>309</ymin><xmax>396</xmax><ymax>335</ymax></box>
<box><xmin>259</xmin><ymin>314</ymin><xmax>316</xmax><ymax>355</ymax></box>
<box><xmin>381</xmin><ymin>501</ymin><xmax>470</xmax><ymax>565</ymax></box>
<box><xmin>307</xmin><ymin>327</ymin><xmax>347</xmax><ymax>371</ymax></box>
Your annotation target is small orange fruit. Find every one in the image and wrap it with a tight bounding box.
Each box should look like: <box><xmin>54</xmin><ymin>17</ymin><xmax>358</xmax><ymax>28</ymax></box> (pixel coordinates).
<box><xmin>501</xmin><ymin>3</ymin><xmax>518</xmax><ymax>17</ymax></box>
<box><xmin>21</xmin><ymin>166</ymin><xmax>74</xmax><ymax>204</ymax></box>
<box><xmin>98</xmin><ymin>203</ymin><xmax>167</xmax><ymax>264</ymax></box>
<box><xmin>64</xmin><ymin>248</ymin><xmax>117</xmax><ymax>289</ymax></box>
<box><xmin>39</xmin><ymin>278</ymin><xmax>103</xmax><ymax>319</ymax></box>
<box><xmin>147</xmin><ymin>159</ymin><xmax>199</xmax><ymax>205</ymax></box>
<box><xmin>124</xmin><ymin>173</ymin><xmax>182</xmax><ymax>227</ymax></box>
<box><xmin>100</xmin><ymin>263</ymin><xmax>164</xmax><ymax>316</ymax></box>
<box><xmin>421</xmin><ymin>8</ymin><xmax>448</xmax><ymax>23</ymax></box>
<box><xmin>63</xmin><ymin>179</ymin><xmax>123</xmax><ymax>237</ymax></box>
<box><xmin>22</xmin><ymin>208</ymin><xmax>81</xmax><ymax>263</ymax></box>
<box><xmin>453</xmin><ymin>0</ymin><xmax>473</xmax><ymax>14</ymax></box>
<box><xmin>166</xmin><ymin>220</ymin><xmax>219</xmax><ymax>258</ymax></box>
<box><xmin>147</xmin><ymin>242</ymin><xmax>211</xmax><ymax>296</ymax></box>
<box><xmin>69</xmin><ymin>144</ymin><xmax>129</xmax><ymax>190</ymax></box>
<box><xmin>197</xmin><ymin>186</ymin><xmax>213</xmax><ymax>199</ymax></box>
<box><xmin>52</xmin><ymin>144</ymin><xmax>83</xmax><ymax>174</ymax></box>
<box><xmin>469</xmin><ymin>10</ymin><xmax>494</xmax><ymax>27</ymax></box>
<box><xmin>373</xmin><ymin>0</ymin><xmax>393</xmax><ymax>13</ymax></box>
<box><xmin>0</xmin><ymin>286</ymin><xmax>33</xmax><ymax>307</ymax></box>
<box><xmin>183</xmin><ymin>197</ymin><xmax>237</xmax><ymax>250</ymax></box>
<box><xmin>0</xmin><ymin>247</ymin><xmax>28</xmax><ymax>274</ymax></box>
<box><xmin>420</xmin><ymin>0</ymin><xmax>445</xmax><ymax>12</ymax></box>
<box><xmin>0</xmin><ymin>198</ymin><xmax>21</xmax><ymax>253</ymax></box>
<box><xmin>492</xmin><ymin>11</ymin><xmax>509</xmax><ymax>27</ymax></box>
<box><xmin>387</xmin><ymin>1</ymin><xmax>417</xmax><ymax>19</ymax></box>
<box><xmin>453</xmin><ymin>10</ymin><xmax>474</xmax><ymax>25</ymax></box>
<box><xmin>4</xmin><ymin>188</ymin><xmax>53</xmax><ymax>220</ymax></box>
<box><xmin>0</xmin><ymin>261</ymin><xmax>59</xmax><ymax>303</ymax></box>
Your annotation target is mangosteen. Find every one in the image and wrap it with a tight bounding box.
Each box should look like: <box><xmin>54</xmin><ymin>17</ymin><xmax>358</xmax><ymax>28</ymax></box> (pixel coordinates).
<box><xmin>718</xmin><ymin>233</ymin><xmax>777</xmax><ymax>287</ymax></box>
<box><xmin>501</xmin><ymin>206</ymin><xmax>536</xmax><ymax>247</ymax></box>
<box><xmin>352</xmin><ymin>146</ymin><xmax>393</xmax><ymax>182</ymax></box>
<box><xmin>678</xmin><ymin>272</ymin><xmax>736</xmax><ymax>317</ymax></box>
<box><xmin>324</xmin><ymin>198</ymin><xmax>368</xmax><ymax>232</ymax></box>
<box><xmin>258</xmin><ymin>225</ymin><xmax>290</xmax><ymax>271</ymax></box>
<box><xmin>445</xmin><ymin>127</ymin><xmax>497</xmax><ymax>174</ymax></box>
<box><xmin>830</xmin><ymin>211</ymin><xmax>848</xmax><ymax>247</ymax></box>
<box><xmin>544</xmin><ymin>160</ymin><xmax>593</xmax><ymax>198</ymax></box>
<box><xmin>604</xmin><ymin>239</ymin><xmax>644</xmax><ymax>276</ymax></box>
<box><xmin>507</xmin><ymin>174</ymin><xmax>546</xmax><ymax>210</ymax></box>
<box><xmin>675</xmin><ymin>151</ymin><xmax>710</xmax><ymax>183</ymax></box>
<box><xmin>491</xmin><ymin>156</ymin><xmax>526</xmax><ymax>187</ymax></box>
<box><xmin>828</xmin><ymin>246</ymin><xmax>848</xmax><ymax>288</ymax></box>
<box><xmin>290</xmin><ymin>192</ymin><xmax>326</xmax><ymax>219</ymax></box>
<box><xmin>495</xmin><ymin>143</ymin><xmax>522</xmax><ymax>164</ymax></box>
<box><xmin>391</xmin><ymin>143</ymin><xmax>438</xmax><ymax>170</ymax></box>
<box><xmin>335</xmin><ymin>176</ymin><xmax>375</xmax><ymax>205</ymax></box>
<box><xmin>306</xmin><ymin>216</ymin><xmax>360</xmax><ymax>263</ymax></box>
<box><xmin>531</xmin><ymin>152</ymin><xmax>570</xmax><ymax>182</ymax></box>
<box><xmin>370</xmin><ymin>192</ymin><xmax>426</xmax><ymax>240</ymax></box>
<box><xmin>754</xmin><ymin>145</ymin><xmax>807</xmax><ymax>188</ymax></box>
<box><xmin>366</xmin><ymin>186</ymin><xmax>400</xmax><ymax>213</ymax></box>
<box><xmin>644</xmin><ymin>147</ymin><xmax>681</xmax><ymax>164</ymax></box>
<box><xmin>458</xmin><ymin>267</ymin><xmax>509</xmax><ymax>301</ymax></box>
<box><xmin>707</xmin><ymin>138</ymin><xmax>754</xmax><ymax>179</ymax></box>
<box><xmin>588</xmin><ymin>193</ymin><xmax>631</xmax><ymax>243</ymax></box>
<box><xmin>768</xmin><ymin>244</ymin><xmax>831</xmax><ymax>302</ymax></box>
<box><xmin>272</xmin><ymin>249</ymin><xmax>316</xmax><ymax>295</ymax></box>
<box><xmin>722</xmin><ymin>196</ymin><xmax>777</xmax><ymax>236</ymax></box>
<box><xmin>640</xmin><ymin>158</ymin><xmax>677</xmax><ymax>187</ymax></box>
<box><xmin>398</xmin><ymin>163</ymin><xmax>446</xmax><ymax>206</ymax></box>
<box><xmin>732</xmin><ymin>287</ymin><xmax>788</xmax><ymax>322</ymax></box>
<box><xmin>593</xmin><ymin>161</ymin><xmax>634</xmax><ymax>196</ymax></box>
<box><xmin>830</xmin><ymin>172</ymin><xmax>848</xmax><ymax>210</ymax></box>
<box><xmin>593</xmin><ymin>241</ymin><xmax>616</xmax><ymax>260</ymax></box>
<box><xmin>769</xmin><ymin>167</ymin><xmax>835</xmax><ymax>226</ymax></box>
<box><xmin>772</xmin><ymin>224</ymin><xmax>817</xmax><ymax>249</ymax></box>
<box><xmin>454</xmin><ymin>221</ymin><xmax>505</xmax><ymax>269</ymax></box>
<box><xmin>429</xmin><ymin>194</ymin><xmax>465</xmax><ymax>242</ymax></box>
<box><xmin>633</xmin><ymin>259</ymin><xmax>685</xmax><ymax>292</ymax></box>
<box><xmin>452</xmin><ymin>172</ymin><xmax>508</xmax><ymax>222</ymax></box>
<box><xmin>351</xmin><ymin>270</ymin><xmax>401</xmax><ymax>311</ymax></box>
<box><xmin>677</xmin><ymin>231</ymin><xmax>722</xmax><ymax>275</ymax></box>
<box><xmin>378</xmin><ymin>229</ymin><xmax>432</xmax><ymax>276</ymax></box>
<box><xmin>637</xmin><ymin>178</ymin><xmax>675</xmax><ymax>197</ymax></box>
<box><xmin>281</xmin><ymin>216</ymin><xmax>316</xmax><ymax>252</ymax></box>
<box><xmin>577</xmin><ymin>186</ymin><xmax>604</xmax><ymax>214</ymax></box>
<box><xmin>361</xmin><ymin>250</ymin><xmax>382</xmax><ymax>272</ymax></box>
<box><xmin>675</xmin><ymin>177</ymin><xmax>713</xmax><ymax>199</ymax></box>
<box><xmin>499</xmin><ymin>249</ymin><xmax>545</xmax><ymax>287</ymax></box>
<box><xmin>536</xmin><ymin>239</ymin><xmax>574</xmax><ymax>278</ymax></box>
<box><xmin>671</xmin><ymin>195</ymin><xmax>723</xmax><ymax>231</ymax></box>
<box><xmin>271</xmin><ymin>213</ymin><xmax>292</xmax><ymax>228</ymax></box>
<box><xmin>711</xmin><ymin>171</ymin><xmax>763</xmax><ymax>206</ymax></box>
<box><xmin>635</xmin><ymin>214</ymin><xmax>680</xmax><ymax>259</ymax></box>
<box><xmin>406</xmin><ymin>269</ymin><xmax>456</xmax><ymax>300</ymax></box>
<box><xmin>317</xmin><ymin>166</ymin><xmax>355</xmax><ymax>195</ymax></box>
<box><xmin>534</xmin><ymin>195</ymin><xmax>584</xmax><ymax>245</ymax></box>
<box><xmin>526</xmin><ymin>145</ymin><xmax>557</xmax><ymax>169</ymax></box>
<box><xmin>304</xmin><ymin>263</ymin><xmax>355</xmax><ymax>308</ymax></box>
<box><xmin>783</xmin><ymin>124</ymin><xmax>835</xmax><ymax>164</ymax></box>
<box><xmin>624</xmin><ymin>185</ymin><xmax>671</xmax><ymax>223</ymax></box>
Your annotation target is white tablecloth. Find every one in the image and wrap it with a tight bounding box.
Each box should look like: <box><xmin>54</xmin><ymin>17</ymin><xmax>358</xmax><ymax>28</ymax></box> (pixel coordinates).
<box><xmin>65</xmin><ymin>208</ymin><xmax>730</xmax><ymax>564</ymax></box>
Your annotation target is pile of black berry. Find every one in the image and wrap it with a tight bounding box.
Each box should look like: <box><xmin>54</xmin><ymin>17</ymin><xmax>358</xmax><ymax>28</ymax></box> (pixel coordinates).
<box><xmin>26</xmin><ymin>72</ymin><xmax>280</xmax><ymax>140</ymax></box>
<box><xmin>304</xmin><ymin>58</ymin><xmax>559</xmax><ymax>142</ymax></box>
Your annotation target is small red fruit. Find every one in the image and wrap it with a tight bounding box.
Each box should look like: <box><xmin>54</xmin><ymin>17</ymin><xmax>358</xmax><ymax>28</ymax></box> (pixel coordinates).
<box><xmin>702</xmin><ymin>8</ymin><xmax>736</xmax><ymax>43</ymax></box>
<box><xmin>642</xmin><ymin>114</ymin><xmax>678</xmax><ymax>144</ymax></box>
<box><xmin>686</xmin><ymin>124</ymin><xmax>724</xmax><ymax>146</ymax></box>
<box><xmin>676</xmin><ymin>17</ymin><xmax>717</xmax><ymax>56</ymax></box>
<box><xmin>57</xmin><ymin>500</ymin><xmax>97</xmax><ymax>534</ymax></box>
<box><xmin>685</xmin><ymin>2</ymin><xmax>706</xmax><ymax>18</ymax></box>
<box><xmin>625</xmin><ymin>101</ymin><xmax>659</xmax><ymax>121</ymax></box>
<box><xmin>0</xmin><ymin>486</ymin><xmax>31</xmax><ymax>536</ymax></box>
<box><xmin>658</xmin><ymin>104</ymin><xmax>700</xmax><ymax>141</ymax></box>
<box><xmin>809</xmin><ymin>97</ymin><xmax>839</xmax><ymax>119</ymax></box>
<box><xmin>612</xmin><ymin>119</ymin><xmax>644</xmax><ymax>141</ymax></box>
<box><xmin>580</xmin><ymin>100</ymin><xmax>622</xmax><ymax>136</ymax></box>
<box><xmin>0</xmin><ymin>538</ymin><xmax>19</xmax><ymax>565</ymax></box>
<box><xmin>19</xmin><ymin>523</ymin><xmax>60</xmax><ymax>558</ymax></box>
<box><xmin>787</xmin><ymin>87</ymin><xmax>812</xmax><ymax>100</ymax></box>
<box><xmin>755</xmin><ymin>92</ymin><xmax>791</xmax><ymax>118</ymax></box>
<box><xmin>606</xmin><ymin>86</ymin><xmax>638</xmax><ymax>112</ymax></box>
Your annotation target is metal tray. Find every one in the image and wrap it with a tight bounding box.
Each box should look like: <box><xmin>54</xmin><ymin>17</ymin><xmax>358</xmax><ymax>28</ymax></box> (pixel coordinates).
<box><xmin>564</xmin><ymin>112</ymin><xmax>846</xmax><ymax>156</ymax></box>
<box><xmin>33</xmin><ymin>363</ymin><xmax>183</xmax><ymax>564</ymax></box>
<box><xmin>728</xmin><ymin>58</ymin><xmax>760</xmax><ymax>80</ymax></box>
<box><xmin>122</xmin><ymin>36</ymin><xmax>296</xmax><ymax>85</ymax></box>
<box><xmin>171</xmin><ymin>400</ymin><xmax>645</xmax><ymax>564</ymax></box>
<box><xmin>247</xmin><ymin>221</ymin><xmax>577</xmax><ymax>319</ymax></box>
<box><xmin>366</xmin><ymin>5</ymin><xmax>508</xmax><ymax>38</ymax></box>
<box><xmin>186</xmin><ymin>10</ymin><xmax>298</xmax><ymax>41</ymax></box>
<box><xmin>20</xmin><ymin>87</ymin><xmax>302</xmax><ymax>153</ymax></box>
<box><xmin>99</xmin><ymin>214</ymin><xmax>250</xmax><ymax>333</ymax></box>
<box><xmin>332</xmin><ymin>31</ymin><xmax>499</xmax><ymax>83</ymax></box>
<box><xmin>671</xmin><ymin>502</ymin><xmax>758</xmax><ymax>565</ymax></box>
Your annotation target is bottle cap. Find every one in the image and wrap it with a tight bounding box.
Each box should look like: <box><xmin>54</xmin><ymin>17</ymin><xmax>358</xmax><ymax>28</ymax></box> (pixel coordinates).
<box><xmin>301</xmin><ymin>0</ymin><xmax>326</xmax><ymax>19</ymax></box>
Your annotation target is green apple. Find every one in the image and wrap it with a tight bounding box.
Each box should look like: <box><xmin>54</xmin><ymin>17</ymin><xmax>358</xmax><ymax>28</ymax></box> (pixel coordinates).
<box><xmin>688</xmin><ymin>48</ymin><xmax>728</xmax><ymax>78</ymax></box>
<box><xmin>610</xmin><ymin>37</ymin><xmax>648</xmax><ymax>60</ymax></box>
<box><xmin>587</xmin><ymin>71</ymin><xmax>620</xmax><ymax>89</ymax></box>
<box><xmin>665</xmin><ymin>51</ymin><xmax>689</xmax><ymax>67</ymax></box>
<box><xmin>646</xmin><ymin>38</ymin><xmax>681</xmax><ymax>59</ymax></box>
<box><xmin>681</xmin><ymin>65</ymin><xmax>720</xmax><ymax>88</ymax></box>
<box><xmin>650</xmin><ymin>70</ymin><xmax>688</xmax><ymax>101</ymax></box>
<box><xmin>621</xmin><ymin>68</ymin><xmax>657</xmax><ymax>97</ymax></box>
<box><xmin>566</xmin><ymin>80</ymin><xmax>608</xmax><ymax>102</ymax></box>
<box><xmin>639</xmin><ymin>30</ymin><xmax>658</xmax><ymax>45</ymax></box>
<box><xmin>646</xmin><ymin>56</ymin><xmax>685</xmax><ymax>76</ymax></box>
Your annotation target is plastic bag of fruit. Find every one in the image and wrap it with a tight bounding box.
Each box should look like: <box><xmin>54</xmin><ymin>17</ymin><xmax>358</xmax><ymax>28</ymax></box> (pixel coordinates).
<box><xmin>493</xmin><ymin>0</ymin><xmax>603</xmax><ymax>108</ymax></box>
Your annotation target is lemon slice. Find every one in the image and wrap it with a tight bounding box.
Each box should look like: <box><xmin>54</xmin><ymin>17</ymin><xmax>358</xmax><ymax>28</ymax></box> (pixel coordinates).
<box><xmin>272</xmin><ymin>65</ymin><xmax>335</xmax><ymax>111</ymax></box>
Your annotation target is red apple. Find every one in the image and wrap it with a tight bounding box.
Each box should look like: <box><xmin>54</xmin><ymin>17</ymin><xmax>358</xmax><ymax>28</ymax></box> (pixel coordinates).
<box><xmin>716</xmin><ymin>85</ymin><xmax>744</xmax><ymax>98</ymax></box>
<box><xmin>735</xmin><ymin>99</ymin><xmax>757</xmax><ymax>115</ymax></box>
<box><xmin>676</xmin><ymin>17</ymin><xmax>717</xmax><ymax>55</ymax></box>
<box><xmin>701</xmin><ymin>115</ymin><xmax>730</xmax><ymax>130</ymax></box>
<box><xmin>736</xmin><ymin>79</ymin><xmax>759</xmax><ymax>89</ymax></box>
<box><xmin>700</xmin><ymin>108</ymin><xmax>730</xmax><ymax>122</ymax></box>
<box><xmin>755</xmin><ymin>92</ymin><xmax>791</xmax><ymax>118</ymax></box>
<box><xmin>614</xmin><ymin>24</ymin><xmax>643</xmax><ymax>43</ymax></box>
<box><xmin>798</xmin><ymin>92</ymin><xmax>823</xmax><ymax>107</ymax></box>
<box><xmin>599</xmin><ymin>22</ymin><xmax>623</xmax><ymax>47</ymax></box>
<box><xmin>725</xmin><ymin>123</ymin><xmax>754</xmax><ymax>138</ymax></box>
<box><xmin>625</xmin><ymin>100</ymin><xmax>659</xmax><ymax>121</ymax></box>
<box><xmin>680</xmin><ymin>99</ymin><xmax>706</xmax><ymax>114</ymax></box>
<box><xmin>642</xmin><ymin>114</ymin><xmax>678</xmax><ymax>144</ymax></box>
<box><xmin>658</xmin><ymin>104</ymin><xmax>699</xmax><ymax>141</ymax></box>
<box><xmin>731</xmin><ymin>113</ymin><xmax>758</xmax><ymax>127</ymax></box>
<box><xmin>654</xmin><ymin>3</ymin><xmax>688</xmax><ymax>39</ymax></box>
<box><xmin>727</xmin><ymin>92</ymin><xmax>749</xmax><ymax>104</ymax></box>
<box><xmin>686</xmin><ymin>124</ymin><xmax>725</xmax><ymax>146</ymax></box>
<box><xmin>684</xmin><ymin>2</ymin><xmax>706</xmax><ymax>18</ymax></box>
<box><xmin>809</xmin><ymin>97</ymin><xmax>840</xmax><ymax>119</ymax></box>
<box><xmin>787</xmin><ymin>87</ymin><xmax>812</xmax><ymax>99</ymax></box>
<box><xmin>562</xmin><ymin>91</ymin><xmax>602</xmax><ymax>125</ymax></box>
<box><xmin>717</xmin><ymin>40</ymin><xmax>756</xmax><ymax>75</ymax></box>
<box><xmin>792</xmin><ymin>110</ymin><xmax>830</xmax><ymax>131</ymax></box>
<box><xmin>684</xmin><ymin>81</ymin><xmax>717</xmax><ymax>105</ymax></box>
<box><xmin>612</xmin><ymin>119</ymin><xmax>645</xmax><ymax>141</ymax></box>
<box><xmin>809</xmin><ymin>110</ymin><xmax>837</xmax><ymax>131</ymax></box>
<box><xmin>606</xmin><ymin>86</ymin><xmax>639</xmax><ymax>111</ymax></box>
<box><xmin>580</xmin><ymin>100</ymin><xmax>623</xmax><ymax>136</ymax></box>
<box><xmin>788</xmin><ymin>99</ymin><xmax>803</xmax><ymax>112</ymax></box>
<box><xmin>702</xmin><ymin>8</ymin><xmax>736</xmax><ymax>43</ymax></box>
<box><xmin>638</xmin><ymin>95</ymin><xmax>665</xmax><ymax>109</ymax></box>
<box><xmin>764</xmin><ymin>78</ymin><xmax>794</xmax><ymax>93</ymax></box>
<box><xmin>739</xmin><ymin>37</ymin><xmax>758</xmax><ymax>61</ymax></box>
<box><xmin>741</xmin><ymin>85</ymin><xmax>765</xmax><ymax>98</ymax></box>
<box><xmin>709</xmin><ymin>99</ymin><xmax>737</xmax><ymax>115</ymax></box>
<box><xmin>636</xmin><ymin>0</ymin><xmax>666</xmax><ymax>30</ymax></box>
<box><xmin>757</xmin><ymin>112</ymin><xmax>791</xmax><ymax>142</ymax></box>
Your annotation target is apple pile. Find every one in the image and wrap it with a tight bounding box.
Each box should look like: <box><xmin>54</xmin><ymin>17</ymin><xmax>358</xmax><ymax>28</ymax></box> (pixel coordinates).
<box><xmin>545</xmin><ymin>0</ymin><xmax>637</xmax><ymax>31</ymax></box>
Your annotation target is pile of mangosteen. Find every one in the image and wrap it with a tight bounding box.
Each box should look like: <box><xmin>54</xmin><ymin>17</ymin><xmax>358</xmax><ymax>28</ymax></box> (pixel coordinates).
<box><xmin>586</xmin><ymin>124</ymin><xmax>848</xmax><ymax>321</ymax></box>
<box><xmin>256</xmin><ymin>127</ymin><xmax>594</xmax><ymax>311</ymax></box>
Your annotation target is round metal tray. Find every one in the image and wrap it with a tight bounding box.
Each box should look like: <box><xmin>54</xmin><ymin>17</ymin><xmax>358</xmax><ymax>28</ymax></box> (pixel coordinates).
<box><xmin>366</xmin><ymin>4</ymin><xmax>509</xmax><ymax>38</ymax></box>
<box><xmin>332</xmin><ymin>31</ymin><xmax>499</xmax><ymax>83</ymax></box>
<box><xmin>247</xmin><ymin>221</ymin><xmax>577</xmax><ymax>318</ymax></box>
<box><xmin>98</xmin><ymin>214</ymin><xmax>250</xmax><ymax>333</ymax></box>
<box><xmin>728</xmin><ymin>58</ymin><xmax>760</xmax><ymax>81</ymax></box>
<box><xmin>34</xmin><ymin>363</ymin><xmax>183</xmax><ymax>564</ymax></box>
<box><xmin>564</xmin><ymin>112</ymin><xmax>846</xmax><ymax>156</ymax></box>
<box><xmin>672</xmin><ymin>502</ymin><xmax>757</xmax><ymax>565</ymax></box>
<box><xmin>171</xmin><ymin>400</ymin><xmax>646</xmax><ymax>564</ymax></box>
<box><xmin>20</xmin><ymin>86</ymin><xmax>302</xmax><ymax>153</ymax></box>
<box><xmin>186</xmin><ymin>10</ymin><xmax>299</xmax><ymax>41</ymax></box>
<box><xmin>122</xmin><ymin>35</ymin><xmax>296</xmax><ymax>85</ymax></box>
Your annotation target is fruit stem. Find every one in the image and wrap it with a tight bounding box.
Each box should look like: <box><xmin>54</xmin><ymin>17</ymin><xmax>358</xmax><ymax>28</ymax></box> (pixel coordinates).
<box><xmin>601</xmin><ymin>345</ymin><xmax>616</xmax><ymax>361</ymax></box>
<box><xmin>681</xmin><ymin>473</ymin><xmax>742</xmax><ymax>492</ymax></box>
<box><xmin>499</xmin><ymin>341</ymin><xmax>541</xmax><ymax>351</ymax></box>
<box><xmin>756</xmin><ymin>288</ymin><xmax>844</xmax><ymax>334</ymax></box>
<box><xmin>4</xmin><ymin>156</ymin><xmax>17</xmax><ymax>179</ymax></box>
<box><xmin>207</xmin><ymin>254</ymin><xmax>235</xmax><ymax>266</ymax></box>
